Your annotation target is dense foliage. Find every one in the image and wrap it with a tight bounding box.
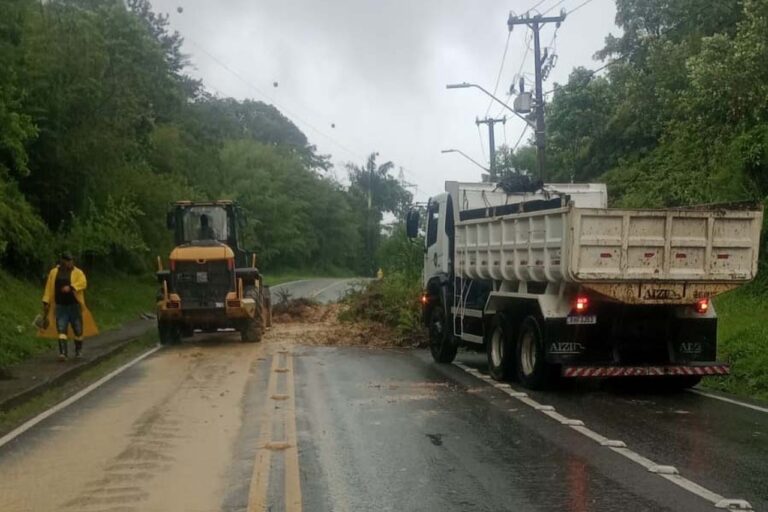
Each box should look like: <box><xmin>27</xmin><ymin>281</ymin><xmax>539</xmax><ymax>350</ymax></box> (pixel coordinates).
<box><xmin>501</xmin><ymin>0</ymin><xmax>768</xmax><ymax>278</ymax></box>
<box><xmin>0</xmin><ymin>0</ymin><xmax>407</xmax><ymax>278</ymax></box>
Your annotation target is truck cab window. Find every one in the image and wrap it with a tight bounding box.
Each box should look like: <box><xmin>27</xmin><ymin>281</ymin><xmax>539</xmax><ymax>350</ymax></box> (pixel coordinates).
<box><xmin>426</xmin><ymin>203</ymin><xmax>439</xmax><ymax>247</ymax></box>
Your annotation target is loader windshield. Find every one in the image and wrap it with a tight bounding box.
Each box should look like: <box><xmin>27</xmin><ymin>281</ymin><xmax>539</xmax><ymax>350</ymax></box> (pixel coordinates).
<box><xmin>181</xmin><ymin>206</ymin><xmax>229</xmax><ymax>243</ymax></box>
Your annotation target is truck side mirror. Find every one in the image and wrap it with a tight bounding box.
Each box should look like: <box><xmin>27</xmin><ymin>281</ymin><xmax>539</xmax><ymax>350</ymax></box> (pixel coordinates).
<box><xmin>406</xmin><ymin>210</ymin><xmax>420</xmax><ymax>239</ymax></box>
<box><xmin>166</xmin><ymin>211</ymin><xmax>175</xmax><ymax>230</ymax></box>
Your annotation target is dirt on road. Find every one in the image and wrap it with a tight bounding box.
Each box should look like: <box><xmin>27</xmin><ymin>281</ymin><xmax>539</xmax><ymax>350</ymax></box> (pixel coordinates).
<box><xmin>270</xmin><ymin>299</ymin><xmax>414</xmax><ymax>348</ymax></box>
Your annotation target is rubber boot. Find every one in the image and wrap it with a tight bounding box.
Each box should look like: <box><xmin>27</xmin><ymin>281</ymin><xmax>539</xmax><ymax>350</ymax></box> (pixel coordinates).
<box><xmin>75</xmin><ymin>340</ymin><xmax>83</xmax><ymax>358</ymax></box>
<box><xmin>58</xmin><ymin>339</ymin><xmax>68</xmax><ymax>361</ymax></box>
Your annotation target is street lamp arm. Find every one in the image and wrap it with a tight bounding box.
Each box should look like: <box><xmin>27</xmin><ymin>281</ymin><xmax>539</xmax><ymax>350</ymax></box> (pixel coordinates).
<box><xmin>446</xmin><ymin>82</ymin><xmax>535</xmax><ymax>128</ymax></box>
<box><xmin>441</xmin><ymin>149</ymin><xmax>490</xmax><ymax>173</ymax></box>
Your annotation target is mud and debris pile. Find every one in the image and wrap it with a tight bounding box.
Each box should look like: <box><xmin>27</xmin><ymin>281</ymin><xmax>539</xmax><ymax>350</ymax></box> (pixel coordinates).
<box><xmin>268</xmin><ymin>299</ymin><xmax>418</xmax><ymax>348</ymax></box>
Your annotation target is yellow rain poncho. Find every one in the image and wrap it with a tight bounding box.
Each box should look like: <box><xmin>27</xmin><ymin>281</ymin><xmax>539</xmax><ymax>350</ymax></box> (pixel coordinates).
<box><xmin>38</xmin><ymin>266</ymin><xmax>99</xmax><ymax>339</ymax></box>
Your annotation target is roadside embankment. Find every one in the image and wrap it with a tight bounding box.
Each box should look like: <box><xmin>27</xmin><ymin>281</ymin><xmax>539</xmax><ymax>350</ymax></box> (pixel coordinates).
<box><xmin>0</xmin><ymin>269</ymin><xmax>155</xmax><ymax>368</ymax></box>
<box><xmin>706</xmin><ymin>287</ymin><xmax>768</xmax><ymax>401</ymax></box>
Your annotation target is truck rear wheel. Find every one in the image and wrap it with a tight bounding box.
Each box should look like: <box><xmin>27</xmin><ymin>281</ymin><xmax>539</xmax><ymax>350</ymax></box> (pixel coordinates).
<box><xmin>158</xmin><ymin>321</ymin><xmax>181</xmax><ymax>346</ymax></box>
<box><xmin>487</xmin><ymin>314</ymin><xmax>515</xmax><ymax>381</ymax></box>
<box><xmin>515</xmin><ymin>315</ymin><xmax>557</xmax><ymax>389</ymax></box>
<box><xmin>429</xmin><ymin>300</ymin><xmax>457</xmax><ymax>363</ymax></box>
<box><xmin>241</xmin><ymin>287</ymin><xmax>265</xmax><ymax>343</ymax></box>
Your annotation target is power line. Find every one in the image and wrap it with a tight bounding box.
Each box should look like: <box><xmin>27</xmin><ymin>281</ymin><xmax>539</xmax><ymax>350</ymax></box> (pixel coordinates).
<box><xmin>186</xmin><ymin>38</ymin><xmax>366</xmax><ymax>162</ymax></box>
<box><xmin>503</xmin><ymin>121</ymin><xmax>508</xmax><ymax>146</ymax></box>
<box><xmin>513</xmin><ymin>125</ymin><xmax>531</xmax><ymax>151</ymax></box>
<box><xmin>542</xmin><ymin>59</ymin><xmax>620</xmax><ymax>96</ymax></box>
<box><xmin>542</xmin><ymin>0</ymin><xmax>567</xmax><ymax>15</ymax></box>
<box><xmin>526</xmin><ymin>0</ymin><xmax>549</xmax><ymax>12</ymax></box>
<box><xmin>476</xmin><ymin>124</ymin><xmax>487</xmax><ymax>159</ymax></box>
<box><xmin>568</xmin><ymin>0</ymin><xmax>597</xmax><ymax>14</ymax></box>
<box><xmin>485</xmin><ymin>31</ymin><xmax>513</xmax><ymax>117</ymax></box>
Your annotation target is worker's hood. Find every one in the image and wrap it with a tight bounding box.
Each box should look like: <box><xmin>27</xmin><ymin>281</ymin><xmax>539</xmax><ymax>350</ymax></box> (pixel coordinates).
<box><xmin>170</xmin><ymin>243</ymin><xmax>235</xmax><ymax>261</ymax></box>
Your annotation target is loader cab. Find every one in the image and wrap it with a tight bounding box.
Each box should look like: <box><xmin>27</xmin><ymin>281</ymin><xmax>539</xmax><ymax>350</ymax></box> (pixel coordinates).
<box><xmin>423</xmin><ymin>193</ymin><xmax>453</xmax><ymax>288</ymax></box>
<box><xmin>167</xmin><ymin>201</ymin><xmax>251</xmax><ymax>265</ymax></box>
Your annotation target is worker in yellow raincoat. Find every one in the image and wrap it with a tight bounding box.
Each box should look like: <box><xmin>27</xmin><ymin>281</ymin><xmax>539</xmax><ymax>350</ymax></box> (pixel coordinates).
<box><xmin>39</xmin><ymin>252</ymin><xmax>98</xmax><ymax>360</ymax></box>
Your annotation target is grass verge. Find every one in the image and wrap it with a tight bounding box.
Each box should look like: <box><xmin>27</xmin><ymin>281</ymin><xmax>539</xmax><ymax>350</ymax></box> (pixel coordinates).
<box><xmin>0</xmin><ymin>269</ymin><xmax>155</xmax><ymax>368</ymax></box>
<box><xmin>704</xmin><ymin>287</ymin><xmax>768</xmax><ymax>401</ymax></box>
<box><xmin>0</xmin><ymin>332</ymin><xmax>157</xmax><ymax>436</ymax></box>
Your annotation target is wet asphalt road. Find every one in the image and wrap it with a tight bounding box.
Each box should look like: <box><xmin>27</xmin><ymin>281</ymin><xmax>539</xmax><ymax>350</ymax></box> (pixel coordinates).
<box><xmin>0</xmin><ymin>278</ymin><xmax>766</xmax><ymax>511</ymax></box>
<box><xmin>270</xmin><ymin>278</ymin><xmax>369</xmax><ymax>304</ymax></box>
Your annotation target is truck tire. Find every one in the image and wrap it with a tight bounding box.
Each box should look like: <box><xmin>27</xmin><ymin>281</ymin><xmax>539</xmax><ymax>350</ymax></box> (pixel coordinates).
<box><xmin>241</xmin><ymin>288</ymin><xmax>264</xmax><ymax>343</ymax></box>
<box><xmin>487</xmin><ymin>314</ymin><xmax>515</xmax><ymax>381</ymax></box>
<box><xmin>429</xmin><ymin>299</ymin><xmax>457</xmax><ymax>363</ymax></box>
<box><xmin>515</xmin><ymin>315</ymin><xmax>557</xmax><ymax>389</ymax></box>
<box><xmin>158</xmin><ymin>320</ymin><xmax>181</xmax><ymax>346</ymax></box>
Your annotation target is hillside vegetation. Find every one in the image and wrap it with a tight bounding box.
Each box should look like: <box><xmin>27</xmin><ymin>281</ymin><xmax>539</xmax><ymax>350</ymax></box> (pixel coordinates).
<box><xmin>0</xmin><ymin>0</ymin><xmax>410</xmax><ymax>280</ymax></box>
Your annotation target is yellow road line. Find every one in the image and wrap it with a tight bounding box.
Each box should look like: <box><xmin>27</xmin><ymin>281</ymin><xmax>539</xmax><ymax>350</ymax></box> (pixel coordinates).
<box><xmin>246</xmin><ymin>349</ymin><xmax>280</xmax><ymax>512</ymax></box>
<box><xmin>283</xmin><ymin>352</ymin><xmax>303</xmax><ymax>512</ymax></box>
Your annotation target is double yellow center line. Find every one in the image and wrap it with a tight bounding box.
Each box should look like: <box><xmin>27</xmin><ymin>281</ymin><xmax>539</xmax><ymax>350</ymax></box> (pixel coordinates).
<box><xmin>247</xmin><ymin>347</ymin><xmax>302</xmax><ymax>511</ymax></box>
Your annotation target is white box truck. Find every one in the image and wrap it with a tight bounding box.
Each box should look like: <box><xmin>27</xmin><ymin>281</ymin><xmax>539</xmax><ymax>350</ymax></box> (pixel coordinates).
<box><xmin>406</xmin><ymin>181</ymin><xmax>763</xmax><ymax>389</ymax></box>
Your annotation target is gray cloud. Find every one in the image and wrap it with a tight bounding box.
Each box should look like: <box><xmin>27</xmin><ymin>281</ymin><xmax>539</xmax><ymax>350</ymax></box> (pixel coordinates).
<box><xmin>156</xmin><ymin>0</ymin><xmax>618</xmax><ymax>199</ymax></box>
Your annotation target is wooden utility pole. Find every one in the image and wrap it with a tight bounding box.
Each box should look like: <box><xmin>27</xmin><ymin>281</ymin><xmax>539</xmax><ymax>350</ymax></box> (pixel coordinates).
<box><xmin>475</xmin><ymin>117</ymin><xmax>506</xmax><ymax>181</ymax></box>
<box><xmin>507</xmin><ymin>11</ymin><xmax>565</xmax><ymax>181</ymax></box>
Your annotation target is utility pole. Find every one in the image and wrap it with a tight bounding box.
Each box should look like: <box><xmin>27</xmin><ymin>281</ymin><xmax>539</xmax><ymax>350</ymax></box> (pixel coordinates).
<box><xmin>507</xmin><ymin>11</ymin><xmax>565</xmax><ymax>181</ymax></box>
<box><xmin>475</xmin><ymin>116</ymin><xmax>506</xmax><ymax>181</ymax></box>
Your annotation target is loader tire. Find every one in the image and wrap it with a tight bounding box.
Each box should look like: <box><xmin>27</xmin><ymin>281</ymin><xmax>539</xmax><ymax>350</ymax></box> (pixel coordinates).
<box><xmin>241</xmin><ymin>287</ymin><xmax>264</xmax><ymax>343</ymax></box>
<box><xmin>158</xmin><ymin>320</ymin><xmax>181</xmax><ymax>346</ymax></box>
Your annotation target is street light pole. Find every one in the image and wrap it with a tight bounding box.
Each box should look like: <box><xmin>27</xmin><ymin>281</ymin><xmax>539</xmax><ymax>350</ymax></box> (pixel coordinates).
<box><xmin>475</xmin><ymin>117</ymin><xmax>506</xmax><ymax>180</ymax></box>
<box><xmin>441</xmin><ymin>149</ymin><xmax>490</xmax><ymax>176</ymax></box>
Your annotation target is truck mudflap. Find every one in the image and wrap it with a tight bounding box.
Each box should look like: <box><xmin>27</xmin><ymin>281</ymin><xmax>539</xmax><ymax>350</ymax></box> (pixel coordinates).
<box><xmin>562</xmin><ymin>364</ymin><xmax>729</xmax><ymax>378</ymax></box>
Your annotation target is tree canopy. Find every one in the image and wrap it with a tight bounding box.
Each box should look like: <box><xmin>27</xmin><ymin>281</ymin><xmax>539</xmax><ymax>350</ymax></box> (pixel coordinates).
<box><xmin>0</xmin><ymin>0</ymin><xmax>410</xmax><ymax>277</ymax></box>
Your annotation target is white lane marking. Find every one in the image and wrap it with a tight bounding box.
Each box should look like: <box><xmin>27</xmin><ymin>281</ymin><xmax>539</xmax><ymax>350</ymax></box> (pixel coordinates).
<box><xmin>453</xmin><ymin>362</ymin><xmax>753</xmax><ymax>511</ymax></box>
<box><xmin>0</xmin><ymin>345</ymin><xmax>161</xmax><ymax>449</ymax></box>
<box><xmin>688</xmin><ymin>389</ymin><xmax>768</xmax><ymax>414</ymax></box>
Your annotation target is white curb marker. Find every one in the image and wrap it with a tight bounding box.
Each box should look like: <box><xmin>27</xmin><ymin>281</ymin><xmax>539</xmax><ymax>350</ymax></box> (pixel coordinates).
<box><xmin>454</xmin><ymin>362</ymin><xmax>753</xmax><ymax>511</ymax></box>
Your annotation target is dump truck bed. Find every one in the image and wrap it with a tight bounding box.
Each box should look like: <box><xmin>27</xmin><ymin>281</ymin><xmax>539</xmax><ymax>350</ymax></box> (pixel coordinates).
<box><xmin>455</xmin><ymin>201</ymin><xmax>762</xmax><ymax>302</ymax></box>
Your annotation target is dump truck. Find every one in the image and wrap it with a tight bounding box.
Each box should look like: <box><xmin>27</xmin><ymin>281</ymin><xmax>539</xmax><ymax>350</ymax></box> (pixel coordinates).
<box><xmin>407</xmin><ymin>180</ymin><xmax>763</xmax><ymax>389</ymax></box>
<box><xmin>156</xmin><ymin>200</ymin><xmax>271</xmax><ymax>345</ymax></box>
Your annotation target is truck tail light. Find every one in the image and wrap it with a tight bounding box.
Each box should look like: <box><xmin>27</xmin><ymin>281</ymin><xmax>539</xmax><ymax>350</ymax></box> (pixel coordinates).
<box><xmin>227</xmin><ymin>258</ymin><xmax>235</xmax><ymax>270</ymax></box>
<box><xmin>420</xmin><ymin>293</ymin><xmax>429</xmax><ymax>305</ymax></box>
<box><xmin>694</xmin><ymin>298</ymin><xmax>709</xmax><ymax>314</ymax></box>
<box><xmin>169</xmin><ymin>260</ymin><xmax>176</xmax><ymax>271</ymax></box>
<box><xmin>574</xmin><ymin>296</ymin><xmax>589</xmax><ymax>313</ymax></box>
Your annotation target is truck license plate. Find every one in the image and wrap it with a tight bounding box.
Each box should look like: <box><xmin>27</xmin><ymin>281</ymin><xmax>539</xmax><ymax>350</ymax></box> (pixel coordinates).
<box><xmin>567</xmin><ymin>315</ymin><xmax>596</xmax><ymax>325</ymax></box>
<box><xmin>196</xmin><ymin>272</ymin><xmax>208</xmax><ymax>283</ymax></box>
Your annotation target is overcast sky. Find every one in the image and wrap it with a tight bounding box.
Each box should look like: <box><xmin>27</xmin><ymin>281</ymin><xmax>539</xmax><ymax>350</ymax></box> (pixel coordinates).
<box><xmin>154</xmin><ymin>0</ymin><xmax>619</xmax><ymax>200</ymax></box>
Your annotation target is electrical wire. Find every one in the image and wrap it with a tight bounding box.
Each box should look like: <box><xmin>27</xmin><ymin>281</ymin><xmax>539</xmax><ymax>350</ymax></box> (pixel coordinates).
<box><xmin>188</xmin><ymin>39</ymin><xmax>366</xmax><ymax>162</ymax></box>
<box><xmin>542</xmin><ymin>0</ymin><xmax>567</xmax><ymax>15</ymax></box>
<box><xmin>495</xmin><ymin>30</ymin><xmax>531</xmax><ymax>118</ymax></box>
<box><xmin>542</xmin><ymin>59</ymin><xmax>619</xmax><ymax>96</ymax></box>
<box><xmin>568</xmin><ymin>0</ymin><xmax>597</xmax><ymax>14</ymax></box>
<box><xmin>476</xmin><ymin>124</ymin><xmax>487</xmax><ymax>160</ymax></box>
<box><xmin>526</xmin><ymin>0</ymin><xmax>549</xmax><ymax>12</ymax></box>
<box><xmin>485</xmin><ymin>31</ymin><xmax>513</xmax><ymax>117</ymax></box>
<box><xmin>512</xmin><ymin>125</ymin><xmax>531</xmax><ymax>151</ymax></box>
